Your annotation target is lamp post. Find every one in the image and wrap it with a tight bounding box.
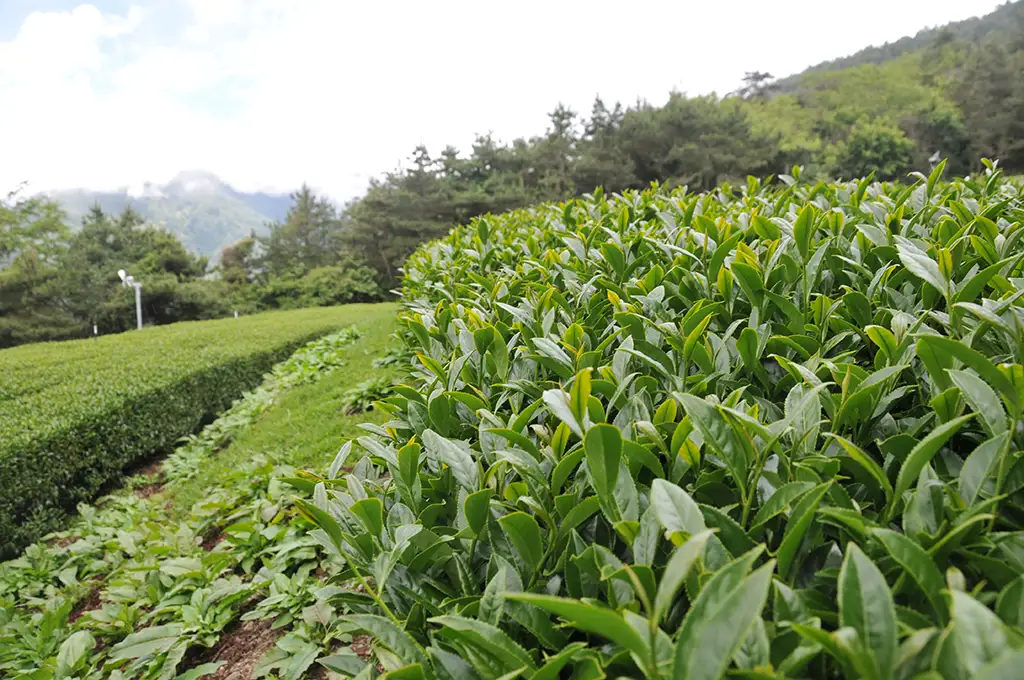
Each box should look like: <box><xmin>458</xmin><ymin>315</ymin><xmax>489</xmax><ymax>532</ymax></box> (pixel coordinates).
<box><xmin>118</xmin><ymin>269</ymin><xmax>143</xmax><ymax>330</ymax></box>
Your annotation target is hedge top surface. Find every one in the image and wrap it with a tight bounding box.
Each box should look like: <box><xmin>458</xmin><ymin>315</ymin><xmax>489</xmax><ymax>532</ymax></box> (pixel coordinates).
<box><xmin>0</xmin><ymin>305</ymin><xmax>386</xmax><ymax>448</ymax></box>
<box><xmin>298</xmin><ymin>164</ymin><xmax>1024</xmax><ymax>678</ymax></box>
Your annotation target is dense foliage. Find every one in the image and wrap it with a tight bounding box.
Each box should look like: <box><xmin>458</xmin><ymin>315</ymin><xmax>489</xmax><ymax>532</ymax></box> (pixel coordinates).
<box><xmin>298</xmin><ymin>163</ymin><xmax>1024</xmax><ymax>678</ymax></box>
<box><xmin>221</xmin><ymin>186</ymin><xmax>383</xmax><ymax>310</ymax></box>
<box><xmin>1</xmin><ymin>201</ymin><xmax>217</xmax><ymax>347</ymax></box>
<box><xmin>0</xmin><ymin>306</ymin><xmax>369</xmax><ymax>554</ymax></box>
<box><xmin>0</xmin><ymin>327</ymin><xmax>371</xmax><ymax>679</ymax></box>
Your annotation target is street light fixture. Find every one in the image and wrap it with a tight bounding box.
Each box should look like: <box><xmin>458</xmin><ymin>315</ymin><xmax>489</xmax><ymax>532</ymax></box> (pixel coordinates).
<box><xmin>118</xmin><ymin>269</ymin><xmax>143</xmax><ymax>330</ymax></box>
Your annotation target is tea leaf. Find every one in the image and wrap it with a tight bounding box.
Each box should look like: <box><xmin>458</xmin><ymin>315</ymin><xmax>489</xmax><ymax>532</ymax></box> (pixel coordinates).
<box><xmin>838</xmin><ymin>543</ymin><xmax>897</xmax><ymax>680</ymax></box>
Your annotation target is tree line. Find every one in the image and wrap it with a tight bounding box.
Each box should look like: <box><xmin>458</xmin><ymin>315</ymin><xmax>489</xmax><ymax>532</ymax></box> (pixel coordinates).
<box><xmin>329</xmin><ymin>14</ymin><xmax>1024</xmax><ymax>289</ymax></box>
<box><xmin>1</xmin><ymin>12</ymin><xmax>1022</xmax><ymax>347</ymax></box>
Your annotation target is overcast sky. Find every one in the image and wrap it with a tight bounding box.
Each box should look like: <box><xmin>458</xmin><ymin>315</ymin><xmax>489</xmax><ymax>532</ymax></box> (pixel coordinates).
<box><xmin>0</xmin><ymin>0</ymin><xmax>1006</xmax><ymax>201</ymax></box>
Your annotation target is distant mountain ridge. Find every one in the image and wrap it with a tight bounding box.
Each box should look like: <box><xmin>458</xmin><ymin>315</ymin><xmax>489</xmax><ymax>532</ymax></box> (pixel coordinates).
<box><xmin>48</xmin><ymin>171</ymin><xmax>292</xmax><ymax>257</ymax></box>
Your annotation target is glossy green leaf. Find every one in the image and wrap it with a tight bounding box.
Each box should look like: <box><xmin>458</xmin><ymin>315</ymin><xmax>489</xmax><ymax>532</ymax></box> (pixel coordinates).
<box><xmin>948</xmin><ymin>369</ymin><xmax>1008</xmax><ymax>437</ymax></box>
<box><xmin>838</xmin><ymin>543</ymin><xmax>897</xmax><ymax>680</ymax></box>
<box><xmin>871</xmin><ymin>528</ymin><xmax>948</xmax><ymax>624</ymax></box>
<box><xmin>424</xmin><ymin>429</ymin><xmax>480</xmax><ymax>491</ymax></box>
<box><xmin>431</xmin><ymin>615</ymin><xmax>536</xmax><ymax>672</ymax></box>
<box><xmin>346</xmin><ymin>614</ymin><xmax>428</xmax><ymax>667</ymax></box>
<box><xmin>464</xmin><ymin>488</ymin><xmax>491</xmax><ymax>536</ymax></box>
<box><xmin>499</xmin><ymin>511</ymin><xmax>544</xmax><ymax>578</ymax></box>
<box><xmin>654</xmin><ymin>529</ymin><xmax>714</xmax><ymax>622</ymax></box>
<box><xmin>570</xmin><ymin>369</ymin><xmax>592</xmax><ymax>428</ymax></box>
<box><xmin>793</xmin><ymin>204</ymin><xmax>815</xmax><ymax>262</ymax></box>
<box><xmin>673</xmin><ymin>559</ymin><xmax>775</xmax><ymax>680</ymax></box>
<box><xmin>677</xmin><ymin>393</ymin><xmax>749</xmax><ymax>490</ymax></box>
<box><xmin>825</xmin><ymin>434</ymin><xmax>892</xmax><ymax>503</ymax></box>
<box><xmin>508</xmin><ymin>594</ymin><xmax>650</xmax><ymax>660</ymax></box>
<box><xmin>890</xmin><ymin>414</ymin><xmax>973</xmax><ymax>519</ymax></box>
<box><xmin>916</xmin><ymin>335</ymin><xmax>1019</xmax><ymax>412</ymax></box>
<box><xmin>896</xmin><ymin>237</ymin><xmax>948</xmax><ymax>296</ymax></box>
<box><xmin>934</xmin><ymin>591</ymin><xmax>1009</xmax><ymax>680</ymax></box>
<box><xmin>544</xmin><ymin>388</ymin><xmax>584</xmax><ymax>439</ymax></box>
<box><xmin>777</xmin><ymin>482</ymin><xmax>831</xmax><ymax>579</ymax></box>
<box><xmin>56</xmin><ymin>631</ymin><xmax>95</xmax><ymax>676</ymax></box>
<box><xmin>959</xmin><ymin>431</ymin><xmax>1012</xmax><ymax>507</ymax></box>
<box><xmin>585</xmin><ymin>424</ymin><xmax>623</xmax><ymax>521</ymax></box>
<box><xmin>651</xmin><ymin>478</ymin><xmax>706</xmax><ymax>542</ymax></box>
<box><xmin>749</xmin><ymin>482</ymin><xmax>814</xmax><ymax>532</ymax></box>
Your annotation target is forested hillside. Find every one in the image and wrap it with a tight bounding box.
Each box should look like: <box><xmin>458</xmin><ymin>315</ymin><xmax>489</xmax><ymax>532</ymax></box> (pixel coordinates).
<box><xmin>774</xmin><ymin>0</ymin><xmax>1023</xmax><ymax>89</ymax></box>
<box><xmin>2</xmin><ymin>0</ymin><xmax>1022</xmax><ymax>347</ymax></box>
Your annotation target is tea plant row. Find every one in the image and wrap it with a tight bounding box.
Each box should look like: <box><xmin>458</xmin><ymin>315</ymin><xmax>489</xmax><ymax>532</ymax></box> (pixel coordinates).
<box><xmin>298</xmin><ymin>163</ymin><xmax>1024</xmax><ymax>679</ymax></box>
<box><xmin>0</xmin><ymin>307</ymin><xmax>366</xmax><ymax>553</ymax></box>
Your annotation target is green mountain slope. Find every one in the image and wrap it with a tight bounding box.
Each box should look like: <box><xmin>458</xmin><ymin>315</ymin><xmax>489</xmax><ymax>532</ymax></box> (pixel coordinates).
<box><xmin>774</xmin><ymin>0</ymin><xmax>1022</xmax><ymax>91</ymax></box>
<box><xmin>49</xmin><ymin>171</ymin><xmax>291</xmax><ymax>257</ymax></box>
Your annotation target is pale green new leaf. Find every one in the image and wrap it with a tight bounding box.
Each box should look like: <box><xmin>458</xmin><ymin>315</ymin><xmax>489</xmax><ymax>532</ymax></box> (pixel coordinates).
<box><xmin>654</xmin><ymin>529</ymin><xmax>714</xmax><ymax>622</ymax></box>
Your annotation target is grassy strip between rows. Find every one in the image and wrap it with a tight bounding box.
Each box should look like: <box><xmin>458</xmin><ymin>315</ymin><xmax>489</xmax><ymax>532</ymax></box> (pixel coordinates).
<box><xmin>0</xmin><ymin>305</ymin><xmax>392</xmax><ymax>555</ymax></box>
<box><xmin>0</xmin><ymin>309</ymin><xmax>399</xmax><ymax>679</ymax></box>
<box><xmin>291</xmin><ymin>165</ymin><xmax>1024</xmax><ymax>679</ymax></box>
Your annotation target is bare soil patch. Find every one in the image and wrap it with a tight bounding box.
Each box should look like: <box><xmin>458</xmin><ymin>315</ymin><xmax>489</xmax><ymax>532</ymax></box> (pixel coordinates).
<box><xmin>350</xmin><ymin>634</ymin><xmax>373</xmax><ymax>660</ymax></box>
<box><xmin>133</xmin><ymin>482</ymin><xmax>163</xmax><ymax>499</ymax></box>
<box><xmin>187</xmin><ymin>619</ymin><xmax>280</xmax><ymax>680</ymax></box>
<box><xmin>201</xmin><ymin>526</ymin><xmax>227</xmax><ymax>551</ymax></box>
<box><xmin>69</xmin><ymin>579</ymin><xmax>104</xmax><ymax>623</ymax></box>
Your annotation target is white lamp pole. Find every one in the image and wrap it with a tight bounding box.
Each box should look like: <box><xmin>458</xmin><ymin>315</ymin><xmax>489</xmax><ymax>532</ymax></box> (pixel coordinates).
<box><xmin>118</xmin><ymin>269</ymin><xmax>143</xmax><ymax>330</ymax></box>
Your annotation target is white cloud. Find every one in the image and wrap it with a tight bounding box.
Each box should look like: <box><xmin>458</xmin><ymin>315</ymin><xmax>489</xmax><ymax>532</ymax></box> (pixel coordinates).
<box><xmin>0</xmin><ymin>0</ymin><xmax>1006</xmax><ymax>202</ymax></box>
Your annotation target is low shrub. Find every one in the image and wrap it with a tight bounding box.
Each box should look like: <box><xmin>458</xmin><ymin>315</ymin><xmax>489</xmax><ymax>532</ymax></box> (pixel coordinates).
<box><xmin>299</xmin><ymin>162</ymin><xmax>1024</xmax><ymax>678</ymax></box>
<box><xmin>339</xmin><ymin>377</ymin><xmax>394</xmax><ymax>415</ymax></box>
<box><xmin>252</xmin><ymin>261</ymin><xmax>384</xmax><ymax>311</ymax></box>
<box><xmin>0</xmin><ymin>306</ymin><xmax>367</xmax><ymax>555</ymax></box>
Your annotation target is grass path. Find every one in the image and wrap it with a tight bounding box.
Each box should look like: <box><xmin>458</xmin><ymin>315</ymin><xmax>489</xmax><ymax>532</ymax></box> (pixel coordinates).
<box><xmin>168</xmin><ymin>307</ymin><xmax>399</xmax><ymax>514</ymax></box>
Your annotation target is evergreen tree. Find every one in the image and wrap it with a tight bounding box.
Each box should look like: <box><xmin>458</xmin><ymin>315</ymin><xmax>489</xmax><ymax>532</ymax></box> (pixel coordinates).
<box><xmin>260</xmin><ymin>185</ymin><xmax>342</xmax><ymax>277</ymax></box>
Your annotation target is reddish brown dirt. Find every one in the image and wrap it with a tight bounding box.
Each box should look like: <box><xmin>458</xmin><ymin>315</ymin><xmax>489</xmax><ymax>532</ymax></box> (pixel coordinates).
<box><xmin>189</xmin><ymin>619</ymin><xmax>280</xmax><ymax>680</ymax></box>
<box><xmin>130</xmin><ymin>458</ymin><xmax>166</xmax><ymax>499</ymax></box>
<box><xmin>69</xmin><ymin>580</ymin><xmax>104</xmax><ymax>623</ymax></box>
<box><xmin>201</xmin><ymin>527</ymin><xmax>227</xmax><ymax>551</ymax></box>
<box><xmin>49</xmin><ymin>535</ymin><xmax>77</xmax><ymax>548</ymax></box>
<box><xmin>350</xmin><ymin>635</ymin><xmax>373</xmax><ymax>660</ymax></box>
<box><xmin>134</xmin><ymin>482</ymin><xmax>163</xmax><ymax>499</ymax></box>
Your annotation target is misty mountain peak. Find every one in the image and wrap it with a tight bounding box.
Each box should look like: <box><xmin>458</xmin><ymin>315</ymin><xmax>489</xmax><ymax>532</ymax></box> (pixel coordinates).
<box><xmin>49</xmin><ymin>171</ymin><xmax>291</xmax><ymax>256</ymax></box>
<box><xmin>165</xmin><ymin>170</ymin><xmax>228</xmax><ymax>195</ymax></box>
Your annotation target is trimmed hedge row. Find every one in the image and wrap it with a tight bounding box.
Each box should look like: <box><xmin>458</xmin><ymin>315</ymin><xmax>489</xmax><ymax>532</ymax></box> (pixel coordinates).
<box><xmin>0</xmin><ymin>306</ymin><xmax>365</xmax><ymax>555</ymax></box>
<box><xmin>299</xmin><ymin>166</ymin><xmax>1024</xmax><ymax>678</ymax></box>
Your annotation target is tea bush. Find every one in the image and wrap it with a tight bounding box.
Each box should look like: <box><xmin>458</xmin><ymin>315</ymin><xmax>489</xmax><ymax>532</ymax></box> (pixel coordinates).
<box><xmin>301</xmin><ymin>162</ymin><xmax>1024</xmax><ymax>679</ymax></box>
<box><xmin>0</xmin><ymin>306</ymin><xmax>376</xmax><ymax>554</ymax></box>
